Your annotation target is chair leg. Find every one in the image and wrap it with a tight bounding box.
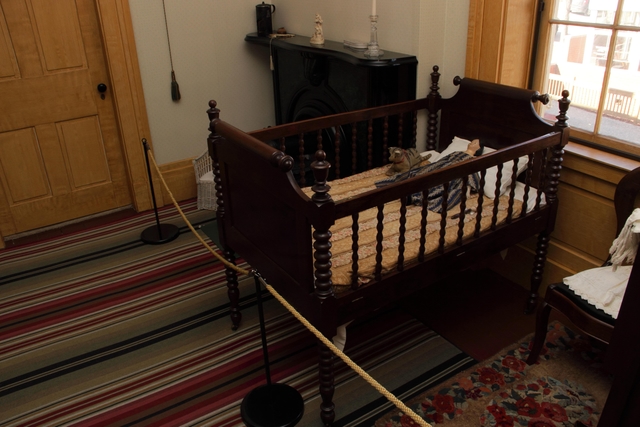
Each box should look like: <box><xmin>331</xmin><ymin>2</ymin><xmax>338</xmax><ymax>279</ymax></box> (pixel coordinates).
<box><xmin>527</xmin><ymin>300</ymin><xmax>553</xmax><ymax>365</ymax></box>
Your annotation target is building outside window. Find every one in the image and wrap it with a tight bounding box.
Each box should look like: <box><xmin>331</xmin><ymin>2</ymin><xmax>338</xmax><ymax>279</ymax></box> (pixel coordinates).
<box><xmin>535</xmin><ymin>0</ymin><xmax>640</xmax><ymax>156</ymax></box>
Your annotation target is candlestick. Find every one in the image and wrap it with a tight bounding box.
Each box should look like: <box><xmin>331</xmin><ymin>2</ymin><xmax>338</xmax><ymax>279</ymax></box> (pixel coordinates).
<box><xmin>364</xmin><ymin>14</ymin><xmax>383</xmax><ymax>58</ymax></box>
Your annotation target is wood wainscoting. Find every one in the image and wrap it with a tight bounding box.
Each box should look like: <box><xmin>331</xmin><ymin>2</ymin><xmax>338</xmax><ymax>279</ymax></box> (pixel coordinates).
<box><xmin>157</xmin><ymin>159</ymin><xmax>198</xmax><ymax>205</ymax></box>
<box><xmin>486</xmin><ymin>143</ymin><xmax>640</xmax><ymax>297</ymax></box>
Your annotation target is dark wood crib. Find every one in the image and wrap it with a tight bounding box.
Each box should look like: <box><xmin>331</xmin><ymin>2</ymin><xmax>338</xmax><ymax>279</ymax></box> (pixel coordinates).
<box><xmin>207</xmin><ymin>66</ymin><xmax>570</xmax><ymax>425</ymax></box>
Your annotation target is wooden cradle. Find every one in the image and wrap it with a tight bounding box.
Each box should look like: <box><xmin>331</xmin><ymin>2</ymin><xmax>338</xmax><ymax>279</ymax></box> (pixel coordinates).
<box><xmin>207</xmin><ymin>66</ymin><xmax>570</xmax><ymax>425</ymax></box>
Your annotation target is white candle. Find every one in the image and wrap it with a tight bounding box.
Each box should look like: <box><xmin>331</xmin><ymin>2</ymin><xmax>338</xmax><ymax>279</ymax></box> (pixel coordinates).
<box><xmin>372</xmin><ymin>0</ymin><xmax>376</xmax><ymax>16</ymax></box>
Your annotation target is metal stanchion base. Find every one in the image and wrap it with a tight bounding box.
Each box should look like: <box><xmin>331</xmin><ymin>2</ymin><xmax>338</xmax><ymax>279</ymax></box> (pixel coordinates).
<box><xmin>241</xmin><ymin>383</ymin><xmax>304</xmax><ymax>427</ymax></box>
<box><xmin>140</xmin><ymin>223</ymin><xmax>180</xmax><ymax>245</ymax></box>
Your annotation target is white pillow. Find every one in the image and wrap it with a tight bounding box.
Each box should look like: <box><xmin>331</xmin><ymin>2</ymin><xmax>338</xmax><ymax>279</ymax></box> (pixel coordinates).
<box><xmin>481</xmin><ymin>146</ymin><xmax>529</xmax><ymax>199</ymax></box>
<box><xmin>437</xmin><ymin>137</ymin><xmax>529</xmax><ymax>199</ymax></box>
<box><xmin>435</xmin><ymin>136</ymin><xmax>472</xmax><ymax>160</ymax></box>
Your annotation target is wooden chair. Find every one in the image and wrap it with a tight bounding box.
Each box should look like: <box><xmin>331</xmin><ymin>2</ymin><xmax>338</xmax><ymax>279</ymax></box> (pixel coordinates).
<box><xmin>527</xmin><ymin>166</ymin><xmax>640</xmax><ymax>365</ymax></box>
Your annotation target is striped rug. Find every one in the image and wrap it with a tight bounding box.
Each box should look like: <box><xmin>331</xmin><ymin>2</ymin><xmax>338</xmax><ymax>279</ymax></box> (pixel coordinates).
<box><xmin>0</xmin><ymin>201</ymin><xmax>474</xmax><ymax>426</ymax></box>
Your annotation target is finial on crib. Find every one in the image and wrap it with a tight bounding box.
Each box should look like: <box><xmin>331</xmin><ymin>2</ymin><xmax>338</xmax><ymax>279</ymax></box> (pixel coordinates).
<box><xmin>311</xmin><ymin>150</ymin><xmax>332</xmax><ymax>203</ymax></box>
<box><xmin>532</xmin><ymin>92</ymin><xmax>550</xmax><ymax>105</ymax></box>
<box><xmin>207</xmin><ymin>100</ymin><xmax>219</xmax><ymax>122</ymax></box>
<box><xmin>555</xmin><ymin>90</ymin><xmax>571</xmax><ymax>128</ymax></box>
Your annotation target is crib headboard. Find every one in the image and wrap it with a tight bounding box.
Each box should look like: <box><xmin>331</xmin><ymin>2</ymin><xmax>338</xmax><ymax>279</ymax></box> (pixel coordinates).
<box><xmin>437</xmin><ymin>76</ymin><xmax>558</xmax><ymax>152</ymax></box>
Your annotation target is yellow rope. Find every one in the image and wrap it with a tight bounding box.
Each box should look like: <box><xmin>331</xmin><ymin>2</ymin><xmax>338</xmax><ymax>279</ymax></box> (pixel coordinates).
<box><xmin>147</xmin><ymin>148</ymin><xmax>432</xmax><ymax>427</ymax></box>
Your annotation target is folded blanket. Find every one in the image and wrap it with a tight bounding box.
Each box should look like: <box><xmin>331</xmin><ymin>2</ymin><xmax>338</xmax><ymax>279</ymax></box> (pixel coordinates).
<box><xmin>374</xmin><ymin>151</ymin><xmax>480</xmax><ymax>213</ymax></box>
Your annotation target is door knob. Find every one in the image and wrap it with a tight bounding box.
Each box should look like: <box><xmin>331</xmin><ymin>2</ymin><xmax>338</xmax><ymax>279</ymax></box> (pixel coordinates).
<box><xmin>97</xmin><ymin>83</ymin><xmax>107</xmax><ymax>99</ymax></box>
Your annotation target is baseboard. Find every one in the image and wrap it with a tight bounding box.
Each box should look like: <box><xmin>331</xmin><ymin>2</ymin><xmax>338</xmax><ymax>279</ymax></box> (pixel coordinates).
<box><xmin>158</xmin><ymin>159</ymin><xmax>197</xmax><ymax>204</ymax></box>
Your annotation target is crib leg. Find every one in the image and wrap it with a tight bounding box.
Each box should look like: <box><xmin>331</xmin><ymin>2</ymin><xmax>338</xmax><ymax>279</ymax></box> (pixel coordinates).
<box><xmin>318</xmin><ymin>340</ymin><xmax>335</xmax><ymax>425</ymax></box>
<box><xmin>526</xmin><ymin>300</ymin><xmax>552</xmax><ymax>365</ymax></box>
<box><xmin>224</xmin><ymin>249</ymin><xmax>242</xmax><ymax>330</ymax></box>
<box><xmin>528</xmin><ymin>232</ymin><xmax>549</xmax><ymax>314</ymax></box>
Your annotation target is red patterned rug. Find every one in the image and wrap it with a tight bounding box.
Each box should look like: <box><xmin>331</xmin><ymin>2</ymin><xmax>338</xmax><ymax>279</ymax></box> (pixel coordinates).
<box><xmin>375</xmin><ymin>322</ymin><xmax>612</xmax><ymax>427</ymax></box>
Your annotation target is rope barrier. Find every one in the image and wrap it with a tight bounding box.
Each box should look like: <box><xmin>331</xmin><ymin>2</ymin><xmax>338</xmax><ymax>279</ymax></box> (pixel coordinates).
<box><xmin>146</xmin><ymin>148</ymin><xmax>432</xmax><ymax>427</ymax></box>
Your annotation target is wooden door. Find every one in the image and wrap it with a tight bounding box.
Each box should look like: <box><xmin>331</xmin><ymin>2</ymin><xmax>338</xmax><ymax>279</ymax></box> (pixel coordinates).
<box><xmin>0</xmin><ymin>0</ymin><xmax>132</xmax><ymax>236</ymax></box>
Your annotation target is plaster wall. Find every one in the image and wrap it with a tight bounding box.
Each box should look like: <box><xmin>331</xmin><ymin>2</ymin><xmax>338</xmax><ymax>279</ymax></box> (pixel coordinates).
<box><xmin>128</xmin><ymin>0</ymin><xmax>469</xmax><ymax>163</ymax></box>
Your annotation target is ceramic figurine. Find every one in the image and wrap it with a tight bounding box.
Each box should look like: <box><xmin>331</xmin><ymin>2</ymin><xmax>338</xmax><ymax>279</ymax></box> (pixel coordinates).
<box><xmin>310</xmin><ymin>13</ymin><xmax>324</xmax><ymax>45</ymax></box>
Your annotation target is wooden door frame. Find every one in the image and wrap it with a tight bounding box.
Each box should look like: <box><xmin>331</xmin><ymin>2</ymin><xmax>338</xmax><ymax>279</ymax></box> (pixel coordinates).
<box><xmin>95</xmin><ymin>0</ymin><xmax>156</xmax><ymax>212</ymax></box>
<box><xmin>0</xmin><ymin>0</ymin><xmax>155</xmax><ymax>249</ymax></box>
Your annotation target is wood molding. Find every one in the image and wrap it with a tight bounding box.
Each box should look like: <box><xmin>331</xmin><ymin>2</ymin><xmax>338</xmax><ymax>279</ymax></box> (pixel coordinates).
<box><xmin>158</xmin><ymin>159</ymin><xmax>198</xmax><ymax>204</ymax></box>
<box><xmin>465</xmin><ymin>0</ymin><xmax>537</xmax><ymax>87</ymax></box>
<box><xmin>94</xmin><ymin>0</ymin><xmax>157</xmax><ymax>212</ymax></box>
<box><xmin>490</xmin><ymin>150</ymin><xmax>639</xmax><ymax>292</ymax></box>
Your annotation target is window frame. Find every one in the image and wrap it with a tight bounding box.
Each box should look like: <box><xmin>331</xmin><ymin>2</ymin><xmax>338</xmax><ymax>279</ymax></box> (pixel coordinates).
<box><xmin>532</xmin><ymin>0</ymin><xmax>640</xmax><ymax>159</ymax></box>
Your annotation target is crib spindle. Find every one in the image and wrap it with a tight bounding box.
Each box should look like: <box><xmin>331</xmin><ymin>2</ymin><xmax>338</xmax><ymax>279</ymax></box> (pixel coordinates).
<box><xmin>456</xmin><ymin>176</ymin><xmax>469</xmax><ymax>245</ymax></box>
<box><xmin>438</xmin><ymin>182</ymin><xmax>450</xmax><ymax>254</ymax></box>
<box><xmin>535</xmin><ymin>148</ymin><xmax>550</xmax><ymax>211</ymax></box>
<box><xmin>397</xmin><ymin>198</ymin><xmax>407</xmax><ymax>271</ymax></box>
<box><xmin>411</xmin><ymin>110</ymin><xmax>418</xmax><ymax>149</ymax></box>
<box><xmin>334</xmin><ymin>126</ymin><xmax>341</xmax><ymax>179</ymax></box>
<box><xmin>374</xmin><ymin>205</ymin><xmax>385</xmax><ymax>281</ymax></box>
<box><xmin>382</xmin><ymin>116</ymin><xmax>389</xmax><ymax>164</ymax></box>
<box><xmin>298</xmin><ymin>133</ymin><xmax>306</xmax><ymax>186</ymax></box>
<box><xmin>474</xmin><ymin>170</ymin><xmax>487</xmax><ymax>238</ymax></box>
<box><xmin>491</xmin><ymin>164</ymin><xmax>503</xmax><ymax>230</ymax></box>
<box><xmin>351</xmin><ymin>122</ymin><xmax>358</xmax><ymax>175</ymax></box>
<box><xmin>506</xmin><ymin>160</ymin><xmax>519</xmax><ymax>223</ymax></box>
<box><xmin>350</xmin><ymin>213</ymin><xmax>360</xmax><ymax>290</ymax></box>
<box><xmin>367</xmin><ymin>119</ymin><xmax>374</xmax><ymax>170</ymax></box>
<box><xmin>397</xmin><ymin>115</ymin><xmax>404</xmax><ymax>149</ymax></box>
<box><xmin>418</xmin><ymin>192</ymin><xmax>429</xmax><ymax>262</ymax></box>
<box><xmin>520</xmin><ymin>155</ymin><xmax>534</xmax><ymax>218</ymax></box>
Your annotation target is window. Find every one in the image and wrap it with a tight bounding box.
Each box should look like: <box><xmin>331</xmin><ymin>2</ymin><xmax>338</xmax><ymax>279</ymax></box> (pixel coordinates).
<box><xmin>534</xmin><ymin>0</ymin><xmax>640</xmax><ymax>156</ymax></box>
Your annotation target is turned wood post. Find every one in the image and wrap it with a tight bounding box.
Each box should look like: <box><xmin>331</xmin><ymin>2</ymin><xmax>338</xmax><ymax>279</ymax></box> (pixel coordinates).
<box><xmin>208</xmin><ymin>100</ymin><xmax>242</xmax><ymax>330</ymax></box>
<box><xmin>310</xmin><ymin>149</ymin><xmax>333</xmax><ymax>301</ymax></box>
<box><xmin>528</xmin><ymin>91</ymin><xmax>570</xmax><ymax>314</ymax></box>
<box><xmin>426</xmin><ymin>65</ymin><xmax>441</xmax><ymax>151</ymax></box>
<box><xmin>310</xmin><ymin>149</ymin><xmax>336</xmax><ymax>426</ymax></box>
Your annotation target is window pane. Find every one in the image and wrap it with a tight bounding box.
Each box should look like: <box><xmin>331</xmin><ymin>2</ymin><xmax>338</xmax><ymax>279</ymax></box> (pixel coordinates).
<box><xmin>555</xmin><ymin>0</ymin><xmax>617</xmax><ymax>24</ymax></box>
<box><xmin>599</xmin><ymin>30</ymin><xmax>640</xmax><ymax>144</ymax></box>
<box><xmin>543</xmin><ymin>24</ymin><xmax>609</xmax><ymax>132</ymax></box>
<box><xmin>621</xmin><ymin>0</ymin><xmax>640</xmax><ymax>27</ymax></box>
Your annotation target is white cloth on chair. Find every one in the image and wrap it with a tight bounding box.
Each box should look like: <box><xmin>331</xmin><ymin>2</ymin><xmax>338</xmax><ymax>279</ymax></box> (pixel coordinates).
<box><xmin>564</xmin><ymin>265</ymin><xmax>632</xmax><ymax>319</ymax></box>
<box><xmin>563</xmin><ymin>208</ymin><xmax>640</xmax><ymax>319</ymax></box>
<box><xmin>609</xmin><ymin>208</ymin><xmax>640</xmax><ymax>270</ymax></box>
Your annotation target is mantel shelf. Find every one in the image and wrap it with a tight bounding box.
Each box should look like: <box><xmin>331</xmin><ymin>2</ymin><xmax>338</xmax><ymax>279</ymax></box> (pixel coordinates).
<box><xmin>245</xmin><ymin>33</ymin><xmax>417</xmax><ymax>68</ymax></box>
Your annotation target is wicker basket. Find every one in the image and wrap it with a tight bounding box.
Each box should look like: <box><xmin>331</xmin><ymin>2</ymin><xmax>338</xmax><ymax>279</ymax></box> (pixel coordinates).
<box><xmin>192</xmin><ymin>150</ymin><xmax>217</xmax><ymax>210</ymax></box>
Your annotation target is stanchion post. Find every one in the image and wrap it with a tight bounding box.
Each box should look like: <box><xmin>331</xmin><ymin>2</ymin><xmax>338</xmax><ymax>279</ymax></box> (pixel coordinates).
<box><xmin>140</xmin><ymin>138</ymin><xmax>180</xmax><ymax>245</ymax></box>
<box><xmin>240</xmin><ymin>272</ymin><xmax>304</xmax><ymax>427</ymax></box>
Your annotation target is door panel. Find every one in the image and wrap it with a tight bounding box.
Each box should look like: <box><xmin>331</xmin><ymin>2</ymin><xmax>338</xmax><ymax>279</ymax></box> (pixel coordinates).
<box><xmin>0</xmin><ymin>7</ymin><xmax>18</xmax><ymax>78</ymax></box>
<box><xmin>0</xmin><ymin>70</ymin><xmax>96</xmax><ymax>131</ymax></box>
<box><xmin>0</xmin><ymin>128</ymin><xmax>49</xmax><ymax>202</ymax></box>
<box><xmin>0</xmin><ymin>0</ymin><xmax>131</xmax><ymax>235</ymax></box>
<box><xmin>58</xmin><ymin>116</ymin><xmax>111</xmax><ymax>188</ymax></box>
<box><xmin>30</xmin><ymin>0</ymin><xmax>85</xmax><ymax>72</ymax></box>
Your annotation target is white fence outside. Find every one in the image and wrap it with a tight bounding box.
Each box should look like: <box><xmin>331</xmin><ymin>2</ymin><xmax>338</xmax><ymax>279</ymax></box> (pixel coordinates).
<box><xmin>548</xmin><ymin>74</ymin><xmax>640</xmax><ymax>122</ymax></box>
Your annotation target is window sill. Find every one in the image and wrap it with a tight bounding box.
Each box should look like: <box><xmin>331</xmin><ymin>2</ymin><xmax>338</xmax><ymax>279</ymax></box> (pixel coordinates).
<box><xmin>565</xmin><ymin>141</ymin><xmax>640</xmax><ymax>174</ymax></box>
